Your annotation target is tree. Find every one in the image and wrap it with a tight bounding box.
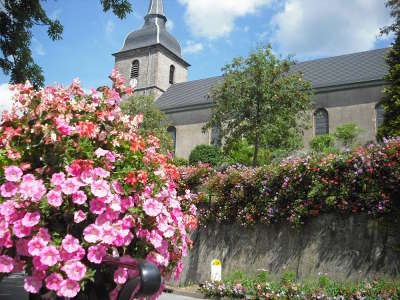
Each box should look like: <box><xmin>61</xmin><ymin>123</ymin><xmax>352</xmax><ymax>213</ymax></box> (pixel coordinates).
<box><xmin>334</xmin><ymin>123</ymin><xmax>361</xmax><ymax>148</ymax></box>
<box><xmin>204</xmin><ymin>45</ymin><xmax>313</xmax><ymax>166</ymax></box>
<box><xmin>120</xmin><ymin>94</ymin><xmax>173</xmax><ymax>153</ymax></box>
<box><xmin>0</xmin><ymin>0</ymin><xmax>132</xmax><ymax>88</ymax></box>
<box><xmin>377</xmin><ymin>0</ymin><xmax>400</xmax><ymax>139</ymax></box>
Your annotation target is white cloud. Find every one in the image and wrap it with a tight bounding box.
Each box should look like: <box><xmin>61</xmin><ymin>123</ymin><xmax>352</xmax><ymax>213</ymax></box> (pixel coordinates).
<box><xmin>271</xmin><ymin>0</ymin><xmax>393</xmax><ymax>58</ymax></box>
<box><xmin>166</xmin><ymin>19</ymin><xmax>174</xmax><ymax>31</ymax></box>
<box><xmin>32</xmin><ymin>38</ymin><xmax>45</xmax><ymax>56</ymax></box>
<box><xmin>0</xmin><ymin>84</ymin><xmax>15</xmax><ymax>115</ymax></box>
<box><xmin>182</xmin><ymin>40</ymin><xmax>204</xmax><ymax>54</ymax></box>
<box><xmin>244</xmin><ymin>26</ymin><xmax>250</xmax><ymax>33</ymax></box>
<box><xmin>105</xmin><ymin>19</ymin><xmax>115</xmax><ymax>36</ymax></box>
<box><xmin>178</xmin><ymin>0</ymin><xmax>273</xmax><ymax>39</ymax></box>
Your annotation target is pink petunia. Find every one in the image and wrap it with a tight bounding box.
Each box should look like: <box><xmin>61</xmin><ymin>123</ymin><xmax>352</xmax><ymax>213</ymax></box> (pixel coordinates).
<box><xmin>59</xmin><ymin>279</ymin><xmax>80</xmax><ymax>298</ymax></box>
<box><xmin>101</xmin><ymin>223</ymin><xmax>116</xmax><ymax>245</ymax></box>
<box><xmin>24</xmin><ymin>276</ymin><xmax>42</xmax><ymax>294</ymax></box>
<box><xmin>4</xmin><ymin>165</ymin><xmax>23</xmax><ymax>182</ymax></box>
<box><xmin>114</xmin><ymin>267</ymin><xmax>128</xmax><ymax>285</ymax></box>
<box><xmin>89</xmin><ymin>198</ymin><xmax>106</xmax><ymax>215</ymax></box>
<box><xmin>62</xmin><ymin>178</ymin><xmax>80</xmax><ymax>195</ymax></box>
<box><xmin>51</xmin><ymin>172</ymin><xmax>66</xmax><ymax>186</ymax></box>
<box><xmin>83</xmin><ymin>224</ymin><xmax>103</xmax><ymax>243</ymax></box>
<box><xmin>149</xmin><ymin>230</ymin><xmax>163</xmax><ymax>249</ymax></box>
<box><xmin>0</xmin><ymin>255</ymin><xmax>14</xmax><ymax>273</ymax></box>
<box><xmin>45</xmin><ymin>273</ymin><xmax>63</xmax><ymax>291</ymax></box>
<box><xmin>13</xmin><ymin>220</ymin><xmax>32</xmax><ymax>238</ymax></box>
<box><xmin>94</xmin><ymin>147</ymin><xmax>108</xmax><ymax>157</ymax></box>
<box><xmin>22</xmin><ymin>212</ymin><xmax>40</xmax><ymax>228</ymax></box>
<box><xmin>61</xmin><ymin>234</ymin><xmax>80</xmax><ymax>254</ymax></box>
<box><xmin>72</xmin><ymin>190</ymin><xmax>87</xmax><ymax>205</ymax></box>
<box><xmin>112</xmin><ymin>180</ymin><xmax>124</xmax><ymax>195</ymax></box>
<box><xmin>93</xmin><ymin>167</ymin><xmax>110</xmax><ymax>178</ymax></box>
<box><xmin>40</xmin><ymin>246</ymin><xmax>60</xmax><ymax>266</ymax></box>
<box><xmin>0</xmin><ymin>182</ymin><xmax>17</xmax><ymax>197</ymax></box>
<box><xmin>143</xmin><ymin>198</ymin><xmax>163</xmax><ymax>217</ymax></box>
<box><xmin>61</xmin><ymin>260</ymin><xmax>87</xmax><ymax>281</ymax></box>
<box><xmin>91</xmin><ymin>180</ymin><xmax>110</xmax><ymax>198</ymax></box>
<box><xmin>74</xmin><ymin>210</ymin><xmax>86</xmax><ymax>223</ymax></box>
<box><xmin>28</xmin><ymin>237</ymin><xmax>47</xmax><ymax>256</ymax></box>
<box><xmin>87</xmin><ymin>244</ymin><xmax>107</xmax><ymax>264</ymax></box>
<box><xmin>37</xmin><ymin>228</ymin><xmax>51</xmax><ymax>243</ymax></box>
<box><xmin>47</xmin><ymin>190</ymin><xmax>63</xmax><ymax>207</ymax></box>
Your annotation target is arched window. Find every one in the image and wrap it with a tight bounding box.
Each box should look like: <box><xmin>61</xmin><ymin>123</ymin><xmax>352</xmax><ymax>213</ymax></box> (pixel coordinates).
<box><xmin>211</xmin><ymin>126</ymin><xmax>221</xmax><ymax>147</ymax></box>
<box><xmin>130</xmin><ymin>60</ymin><xmax>139</xmax><ymax>79</ymax></box>
<box><xmin>169</xmin><ymin>65</ymin><xmax>175</xmax><ymax>84</ymax></box>
<box><xmin>314</xmin><ymin>108</ymin><xmax>329</xmax><ymax>136</ymax></box>
<box><xmin>167</xmin><ymin>126</ymin><xmax>176</xmax><ymax>152</ymax></box>
<box><xmin>376</xmin><ymin>102</ymin><xmax>384</xmax><ymax>129</ymax></box>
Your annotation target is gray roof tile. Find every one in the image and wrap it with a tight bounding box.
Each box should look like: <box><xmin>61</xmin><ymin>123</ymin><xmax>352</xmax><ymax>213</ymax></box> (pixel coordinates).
<box><xmin>155</xmin><ymin>48</ymin><xmax>389</xmax><ymax>111</ymax></box>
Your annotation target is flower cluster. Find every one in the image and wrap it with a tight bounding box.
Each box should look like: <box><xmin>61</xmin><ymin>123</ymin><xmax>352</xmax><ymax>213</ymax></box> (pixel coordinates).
<box><xmin>200</xmin><ymin>276</ymin><xmax>400</xmax><ymax>299</ymax></box>
<box><xmin>0</xmin><ymin>69</ymin><xmax>197</xmax><ymax>299</ymax></box>
<box><xmin>180</xmin><ymin>138</ymin><xmax>400</xmax><ymax>227</ymax></box>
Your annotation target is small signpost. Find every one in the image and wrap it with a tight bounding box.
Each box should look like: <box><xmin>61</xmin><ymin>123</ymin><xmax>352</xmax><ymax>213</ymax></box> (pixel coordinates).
<box><xmin>211</xmin><ymin>259</ymin><xmax>222</xmax><ymax>282</ymax></box>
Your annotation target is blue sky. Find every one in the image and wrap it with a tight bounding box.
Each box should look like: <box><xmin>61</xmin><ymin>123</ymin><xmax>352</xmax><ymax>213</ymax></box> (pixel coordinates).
<box><xmin>0</xmin><ymin>0</ymin><xmax>395</xmax><ymax>104</ymax></box>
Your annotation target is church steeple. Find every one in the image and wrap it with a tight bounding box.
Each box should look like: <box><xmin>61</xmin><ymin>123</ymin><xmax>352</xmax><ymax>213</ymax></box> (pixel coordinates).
<box><xmin>145</xmin><ymin>0</ymin><xmax>167</xmax><ymax>24</ymax></box>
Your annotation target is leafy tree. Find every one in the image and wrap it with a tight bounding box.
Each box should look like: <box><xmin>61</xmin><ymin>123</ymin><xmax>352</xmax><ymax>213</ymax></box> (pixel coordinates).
<box><xmin>204</xmin><ymin>45</ymin><xmax>313</xmax><ymax>166</ymax></box>
<box><xmin>334</xmin><ymin>123</ymin><xmax>361</xmax><ymax>147</ymax></box>
<box><xmin>377</xmin><ymin>0</ymin><xmax>400</xmax><ymax>139</ymax></box>
<box><xmin>0</xmin><ymin>0</ymin><xmax>132</xmax><ymax>88</ymax></box>
<box><xmin>120</xmin><ymin>94</ymin><xmax>173</xmax><ymax>153</ymax></box>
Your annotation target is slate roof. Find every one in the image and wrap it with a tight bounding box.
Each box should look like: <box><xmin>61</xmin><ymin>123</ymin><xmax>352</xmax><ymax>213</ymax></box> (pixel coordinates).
<box><xmin>155</xmin><ymin>48</ymin><xmax>389</xmax><ymax>112</ymax></box>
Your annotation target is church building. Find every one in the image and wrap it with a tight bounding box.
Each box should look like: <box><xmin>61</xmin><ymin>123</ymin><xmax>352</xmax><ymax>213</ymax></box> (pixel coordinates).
<box><xmin>114</xmin><ymin>0</ymin><xmax>389</xmax><ymax>159</ymax></box>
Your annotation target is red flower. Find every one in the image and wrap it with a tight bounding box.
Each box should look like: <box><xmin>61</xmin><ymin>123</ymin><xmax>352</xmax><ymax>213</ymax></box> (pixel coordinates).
<box><xmin>126</xmin><ymin>172</ymin><xmax>137</xmax><ymax>186</ymax></box>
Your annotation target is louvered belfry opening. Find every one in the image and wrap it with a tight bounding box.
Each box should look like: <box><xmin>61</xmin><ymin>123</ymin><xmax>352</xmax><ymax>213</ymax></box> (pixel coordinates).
<box><xmin>169</xmin><ymin>65</ymin><xmax>175</xmax><ymax>84</ymax></box>
<box><xmin>376</xmin><ymin>103</ymin><xmax>384</xmax><ymax>129</ymax></box>
<box><xmin>131</xmin><ymin>60</ymin><xmax>139</xmax><ymax>79</ymax></box>
<box><xmin>314</xmin><ymin>108</ymin><xmax>329</xmax><ymax>135</ymax></box>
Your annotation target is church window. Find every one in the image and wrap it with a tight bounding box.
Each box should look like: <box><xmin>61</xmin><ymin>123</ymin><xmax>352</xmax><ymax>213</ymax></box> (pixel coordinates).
<box><xmin>167</xmin><ymin>126</ymin><xmax>177</xmax><ymax>152</ymax></box>
<box><xmin>314</xmin><ymin>108</ymin><xmax>329</xmax><ymax>136</ymax></box>
<box><xmin>376</xmin><ymin>103</ymin><xmax>384</xmax><ymax>129</ymax></box>
<box><xmin>169</xmin><ymin>65</ymin><xmax>175</xmax><ymax>84</ymax></box>
<box><xmin>131</xmin><ymin>60</ymin><xmax>139</xmax><ymax>79</ymax></box>
<box><xmin>211</xmin><ymin>126</ymin><xmax>221</xmax><ymax>147</ymax></box>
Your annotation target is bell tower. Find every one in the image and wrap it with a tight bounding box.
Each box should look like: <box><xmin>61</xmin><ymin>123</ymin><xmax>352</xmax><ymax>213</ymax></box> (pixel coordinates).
<box><xmin>113</xmin><ymin>0</ymin><xmax>190</xmax><ymax>98</ymax></box>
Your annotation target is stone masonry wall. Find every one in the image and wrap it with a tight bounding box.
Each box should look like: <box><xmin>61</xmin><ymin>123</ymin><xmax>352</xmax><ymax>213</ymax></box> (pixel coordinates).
<box><xmin>174</xmin><ymin>214</ymin><xmax>400</xmax><ymax>285</ymax></box>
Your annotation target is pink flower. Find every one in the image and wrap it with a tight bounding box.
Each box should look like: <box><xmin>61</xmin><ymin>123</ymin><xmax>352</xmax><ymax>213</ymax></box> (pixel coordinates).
<box><xmin>91</xmin><ymin>180</ymin><xmax>110</xmax><ymax>197</ymax></box>
<box><xmin>51</xmin><ymin>172</ymin><xmax>65</xmax><ymax>186</ymax></box>
<box><xmin>16</xmin><ymin>239</ymin><xmax>29</xmax><ymax>256</ymax></box>
<box><xmin>13</xmin><ymin>220</ymin><xmax>32</xmax><ymax>238</ymax></box>
<box><xmin>94</xmin><ymin>147</ymin><xmax>108</xmax><ymax>157</ymax></box>
<box><xmin>74</xmin><ymin>210</ymin><xmax>86</xmax><ymax>223</ymax></box>
<box><xmin>45</xmin><ymin>273</ymin><xmax>63</xmax><ymax>291</ymax></box>
<box><xmin>4</xmin><ymin>165</ymin><xmax>23</xmax><ymax>182</ymax></box>
<box><xmin>62</xmin><ymin>260</ymin><xmax>87</xmax><ymax>281</ymax></box>
<box><xmin>72</xmin><ymin>190</ymin><xmax>87</xmax><ymax>205</ymax></box>
<box><xmin>28</xmin><ymin>237</ymin><xmax>47</xmax><ymax>256</ymax></box>
<box><xmin>0</xmin><ymin>182</ymin><xmax>17</xmax><ymax>197</ymax></box>
<box><xmin>87</xmin><ymin>244</ymin><xmax>107</xmax><ymax>264</ymax></box>
<box><xmin>59</xmin><ymin>279</ymin><xmax>80</xmax><ymax>298</ymax></box>
<box><xmin>0</xmin><ymin>255</ymin><xmax>14</xmax><ymax>273</ymax></box>
<box><xmin>24</xmin><ymin>276</ymin><xmax>42</xmax><ymax>294</ymax></box>
<box><xmin>40</xmin><ymin>246</ymin><xmax>60</xmax><ymax>266</ymax></box>
<box><xmin>47</xmin><ymin>190</ymin><xmax>63</xmax><ymax>207</ymax></box>
<box><xmin>22</xmin><ymin>212</ymin><xmax>40</xmax><ymax>228</ymax></box>
<box><xmin>32</xmin><ymin>256</ymin><xmax>48</xmax><ymax>272</ymax></box>
<box><xmin>112</xmin><ymin>180</ymin><xmax>124</xmax><ymax>195</ymax></box>
<box><xmin>83</xmin><ymin>224</ymin><xmax>103</xmax><ymax>243</ymax></box>
<box><xmin>37</xmin><ymin>228</ymin><xmax>51</xmax><ymax>243</ymax></box>
<box><xmin>62</xmin><ymin>178</ymin><xmax>80</xmax><ymax>195</ymax></box>
<box><xmin>114</xmin><ymin>267</ymin><xmax>128</xmax><ymax>285</ymax></box>
<box><xmin>62</xmin><ymin>234</ymin><xmax>80</xmax><ymax>253</ymax></box>
<box><xmin>105</xmin><ymin>151</ymin><xmax>116</xmax><ymax>163</ymax></box>
<box><xmin>90</xmin><ymin>197</ymin><xmax>106</xmax><ymax>215</ymax></box>
<box><xmin>101</xmin><ymin>223</ymin><xmax>116</xmax><ymax>245</ymax></box>
<box><xmin>149</xmin><ymin>230</ymin><xmax>163</xmax><ymax>249</ymax></box>
<box><xmin>109</xmin><ymin>288</ymin><xmax>120</xmax><ymax>300</ymax></box>
<box><xmin>94</xmin><ymin>167</ymin><xmax>110</xmax><ymax>178</ymax></box>
<box><xmin>143</xmin><ymin>199</ymin><xmax>163</xmax><ymax>217</ymax></box>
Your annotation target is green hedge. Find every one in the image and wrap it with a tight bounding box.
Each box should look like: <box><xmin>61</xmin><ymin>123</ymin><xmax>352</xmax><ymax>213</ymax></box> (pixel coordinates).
<box><xmin>189</xmin><ymin>144</ymin><xmax>222</xmax><ymax>166</ymax></box>
<box><xmin>181</xmin><ymin>137</ymin><xmax>400</xmax><ymax>227</ymax></box>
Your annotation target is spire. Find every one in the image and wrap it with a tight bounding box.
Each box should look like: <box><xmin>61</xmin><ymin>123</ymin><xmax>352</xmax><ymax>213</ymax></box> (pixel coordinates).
<box><xmin>145</xmin><ymin>0</ymin><xmax>167</xmax><ymax>23</ymax></box>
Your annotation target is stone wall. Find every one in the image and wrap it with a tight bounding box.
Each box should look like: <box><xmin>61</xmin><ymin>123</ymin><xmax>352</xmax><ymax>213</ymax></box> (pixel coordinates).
<box><xmin>175</xmin><ymin>214</ymin><xmax>400</xmax><ymax>285</ymax></box>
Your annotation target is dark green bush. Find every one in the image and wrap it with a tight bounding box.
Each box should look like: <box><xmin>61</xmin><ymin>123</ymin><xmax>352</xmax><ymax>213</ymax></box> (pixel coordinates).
<box><xmin>309</xmin><ymin>134</ymin><xmax>336</xmax><ymax>153</ymax></box>
<box><xmin>173</xmin><ymin>157</ymin><xmax>188</xmax><ymax>167</ymax></box>
<box><xmin>189</xmin><ymin>144</ymin><xmax>222</xmax><ymax>166</ymax></box>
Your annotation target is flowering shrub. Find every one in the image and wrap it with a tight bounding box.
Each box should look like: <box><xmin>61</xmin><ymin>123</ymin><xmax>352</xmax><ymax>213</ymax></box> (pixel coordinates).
<box><xmin>0</xmin><ymin>69</ymin><xmax>197</xmax><ymax>299</ymax></box>
<box><xmin>181</xmin><ymin>138</ymin><xmax>400</xmax><ymax>227</ymax></box>
<box><xmin>200</xmin><ymin>275</ymin><xmax>400</xmax><ymax>299</ymax></box>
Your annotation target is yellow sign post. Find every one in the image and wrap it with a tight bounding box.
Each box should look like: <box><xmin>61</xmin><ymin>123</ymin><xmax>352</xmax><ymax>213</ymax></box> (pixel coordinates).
<box><xmin>211</xmin><ymin>259</ymin><xmax>222</xmax><ymax>282</ymax></box>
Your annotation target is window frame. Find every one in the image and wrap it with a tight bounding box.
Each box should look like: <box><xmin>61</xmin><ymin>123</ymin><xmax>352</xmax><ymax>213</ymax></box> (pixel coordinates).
<box><xmin>314</xmin><ymin>108</ymin><xmax>329</xmax><ymax>136</ymax></box>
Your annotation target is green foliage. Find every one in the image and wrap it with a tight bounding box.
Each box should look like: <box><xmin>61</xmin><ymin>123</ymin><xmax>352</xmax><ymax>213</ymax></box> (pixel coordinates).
<box><xmin>189</xmin><ymin>144</ymin><xmax>222</xmax><ymax>166</ymax></box>
<box><xmin>173</xmin><ymin>157</ymin><xmax>188</xmax><ymax>167</ymax></box>
<box><xmin>0</xmin><ymin>0</ymin><xmax>132</xmax><ymax>87</ymax></box>
<box><xmin>309</xmin><ymin>134</ymin><xmax>336</xmax><ymax>153</ymax></box>
<box><xmin>204</xmin><ymin>44</ymin><xmax>313</xmax><ymax>166</ymax></box>
<box><xmin>334</xmin><ymin>123</ymin><xmax>361</xmax><ymax>147</ymax></box>
<box><xmin>281</xmin><ymin>271</ymin><xmax>296</xmax><ymax>285</ymax></box>
<box><xmin>120</xmin><ymin>94</ymin><xmax>173</xmax><ymax>153</ymax></box>
<box><xmin>378</xmin><ymin>1</ymin><xmax>400</xmax><ymax>139</ymax></box>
